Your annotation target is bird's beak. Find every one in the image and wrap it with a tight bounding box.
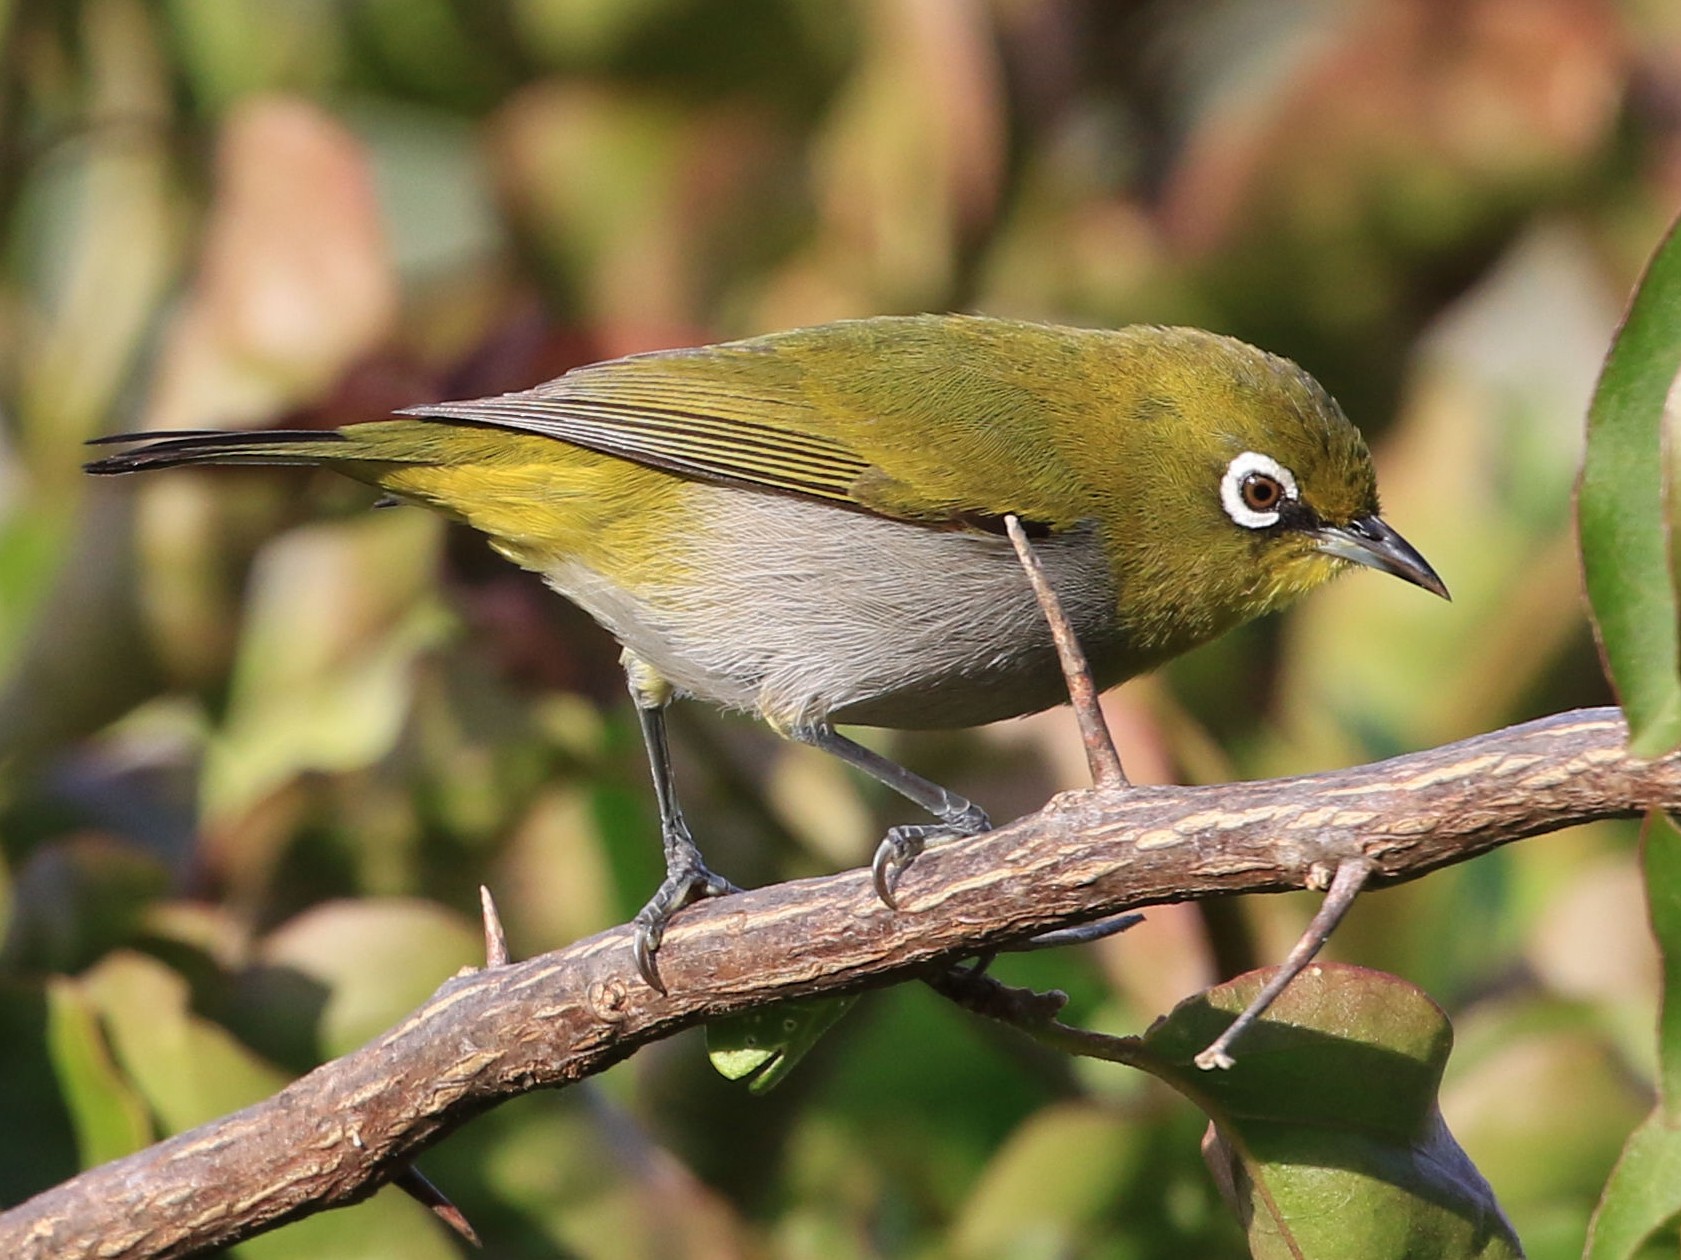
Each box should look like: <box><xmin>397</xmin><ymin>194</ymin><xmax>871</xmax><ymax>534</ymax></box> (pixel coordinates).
<box><xmin>1313</xmin><ymin>515</ymin><xmax>1450</xmax><ymax>600</ymax></box>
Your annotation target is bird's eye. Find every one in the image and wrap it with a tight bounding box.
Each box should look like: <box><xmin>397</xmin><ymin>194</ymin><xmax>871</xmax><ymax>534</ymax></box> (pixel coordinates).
<box><xmin>1220</xmin><ymin>451</ymin><xmax>1298</xmax><ymax>530</ymax></box>
<box><xmin>1241</xmin><ymin>473</ymin><xmax>1282</xmax><ymax>512</ymax></box>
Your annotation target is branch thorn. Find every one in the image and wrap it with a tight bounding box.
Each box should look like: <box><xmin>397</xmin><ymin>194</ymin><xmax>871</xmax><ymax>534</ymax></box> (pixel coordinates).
<box><xmin>480</xmin><ymin>885</ymin><xmax>510</xmax><ymax>969</ymax></box>
<box><xmin>393</xmin><ymin>1164</ymin><xmax>481</xmax><ymax>1248</ymax></box>
<box><xmin>1021</xmin><ymin>911</ymin><xmax>1145</xmax><ymax>951</ymax></box>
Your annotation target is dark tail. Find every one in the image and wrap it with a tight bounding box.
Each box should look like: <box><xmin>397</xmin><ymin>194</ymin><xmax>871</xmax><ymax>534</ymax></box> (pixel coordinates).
<box><xmin>84</xmin><ymin>429</ymin><xmax>355</xmax><ymax>474</ymax></box>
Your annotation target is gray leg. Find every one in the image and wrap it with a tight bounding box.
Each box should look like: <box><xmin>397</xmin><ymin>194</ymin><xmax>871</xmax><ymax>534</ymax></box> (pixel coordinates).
<box><xmin>625</xmin><ymin>658</ymin><xmax>737</xmax><ymax>989</ymax></box>
<box><xmin>788</xmin><ymin>723</ymin><xmax>990</xmax><ymax>906</ymax></box>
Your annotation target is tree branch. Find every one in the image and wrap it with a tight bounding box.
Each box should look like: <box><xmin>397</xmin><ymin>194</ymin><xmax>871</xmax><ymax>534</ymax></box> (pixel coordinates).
<box><xmin>2</xmin><ymin>706</ymin><xmax>1674</xmax><ymax>1259</ymax></box>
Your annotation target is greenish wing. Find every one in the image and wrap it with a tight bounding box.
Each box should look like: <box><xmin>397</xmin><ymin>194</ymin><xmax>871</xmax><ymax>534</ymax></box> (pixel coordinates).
<box><xmin>400</xmin><ymin>352</ymin><xmax>876</xmax><ymax>506</ymax></box>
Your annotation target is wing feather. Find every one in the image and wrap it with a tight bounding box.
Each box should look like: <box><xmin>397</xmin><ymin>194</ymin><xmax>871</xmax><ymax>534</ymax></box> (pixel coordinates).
<box><xmin>402</xmin><ymin>355</ymin><xmax>873</xmax><ymax>505</ymax></box>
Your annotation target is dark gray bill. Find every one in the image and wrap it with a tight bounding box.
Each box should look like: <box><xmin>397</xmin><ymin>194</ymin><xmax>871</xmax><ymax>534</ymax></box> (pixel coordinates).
<box><xmin>1313</xmin><ymin>515</ymin><xmax>1449</xmax><ymax>600</ymax></box>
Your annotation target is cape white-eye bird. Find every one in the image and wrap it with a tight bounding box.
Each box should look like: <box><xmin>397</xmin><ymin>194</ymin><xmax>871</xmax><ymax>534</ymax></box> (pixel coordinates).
<box><xmin>87</xmin><ymin>314</ymin><xmax>1447</xmax><ymax>987</ymax></box>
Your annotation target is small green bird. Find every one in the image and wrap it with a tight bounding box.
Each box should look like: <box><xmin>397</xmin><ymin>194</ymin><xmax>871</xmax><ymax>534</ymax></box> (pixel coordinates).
<box><xmin>87</xmin><ymin>314</ymin><xmax>1446</xmax><ymax>986</ymax></box>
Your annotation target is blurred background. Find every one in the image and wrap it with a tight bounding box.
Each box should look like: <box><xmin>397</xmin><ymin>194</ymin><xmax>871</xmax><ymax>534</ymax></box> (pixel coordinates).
<box><xmin>0</xmin><ymin>0</ymin><xmax>1674</xmax><ymax>1256</ymax></box>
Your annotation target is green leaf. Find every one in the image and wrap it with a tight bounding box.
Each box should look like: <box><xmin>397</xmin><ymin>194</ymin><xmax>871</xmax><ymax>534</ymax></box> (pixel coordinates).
<box><xmin>45</xmin><ymin>977</ymin><xmax>152</xmax><ymax>1167</ymax></box>
<box><xmin>82</xmin><ymin>951</ymin><xmax>289</xmax><ymax>1133</ymax></box>
<box><xmin>1582</xmin><ymin>810</ymin><xmax>1681</xmax><ymax>1259</ymax></box>
<box><xmin>1649</xmin><ymin>810</ymin><xmax>1681</xmax><ymax>1118</ymax></box>
<box><xmin>1578</xmin><ymin>212</ymin><xmax>1681</xmax><ymax>757</ymax></box>
<box><xmin>1139</xmin><ymin>964</ymin><xmax>1522</xmax><ymax>1259</ymax></box>
<box><xmin>1583</xmin><ymin>1112</ymin><xmax>1681</xmax><ymax>1260</ymax></box>
<box><xmin>707</xmin><ymin>994</ymin><xmax>858</xmax><ymax>1093</ymax></box>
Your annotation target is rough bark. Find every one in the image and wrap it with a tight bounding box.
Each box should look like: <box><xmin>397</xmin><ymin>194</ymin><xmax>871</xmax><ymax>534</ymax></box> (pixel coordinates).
<box><xmin>1</xmin><ymin>706</ymin><xmax>1673</xmax><ymax>1260</ymax></box>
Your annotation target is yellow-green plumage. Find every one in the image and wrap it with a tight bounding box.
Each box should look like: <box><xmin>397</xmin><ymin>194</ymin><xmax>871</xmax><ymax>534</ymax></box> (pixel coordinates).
<box><xmin>87</xmin><ymin>314</ymin><xmax>1445</xmax><ymax>980</ymax></box>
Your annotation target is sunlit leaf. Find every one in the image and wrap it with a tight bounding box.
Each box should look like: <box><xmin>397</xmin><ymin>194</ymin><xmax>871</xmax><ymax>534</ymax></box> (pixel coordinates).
<box><xmin>82</xmin><ymin>951</ymin><xmax>288</xmax><ymax>1132</ymax></box>
<box><xmin>1578</xmin><ymin>212</ymin><xmax>1681</xmax><ymax>757</ymax></box>
<box><xmin>707</xmin><ymin>994</ymin><xmax>858</xmax><ymax>1093</ymax></box>
<box><xmin>45</xmin><ymin>977</ymin><xmax>152</xmax><ymax>1167</ymax></box>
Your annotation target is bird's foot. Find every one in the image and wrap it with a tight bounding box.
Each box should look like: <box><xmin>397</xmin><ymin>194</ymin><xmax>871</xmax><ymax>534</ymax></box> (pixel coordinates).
<box><xmin>870</xmin><ymin>803</ymin><xmax>990</xmax><ymax>907</ymax></box>
<box><xmin>632</xmin><ymin>851</ymin><xmax>739</xmax><ymax>992</ymax></box>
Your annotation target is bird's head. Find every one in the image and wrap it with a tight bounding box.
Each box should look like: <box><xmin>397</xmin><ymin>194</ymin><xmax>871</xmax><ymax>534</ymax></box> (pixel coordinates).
<box><xmin>1092</xmin><ymin>329</ymin><xmax>1447</xmax><ymax>653</ymax></box>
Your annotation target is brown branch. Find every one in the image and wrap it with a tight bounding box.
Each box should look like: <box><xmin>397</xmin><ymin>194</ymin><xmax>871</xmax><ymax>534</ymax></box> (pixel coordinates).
<box><xmin>2</xmin><ymin>706</ymin><xmax>1674</xmax><ymax>1259</ymax></box>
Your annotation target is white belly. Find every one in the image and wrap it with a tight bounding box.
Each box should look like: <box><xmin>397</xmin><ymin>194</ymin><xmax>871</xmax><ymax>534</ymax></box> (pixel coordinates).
<box><xmin>543</xmin><ymin>483</ymin><xmax>1127</xmax><ymax>729</ymax></box>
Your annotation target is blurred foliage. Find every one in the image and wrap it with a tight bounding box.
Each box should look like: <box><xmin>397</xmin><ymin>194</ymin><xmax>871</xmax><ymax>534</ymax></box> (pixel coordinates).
<box><xmin>0</xmin><ymin>0</ymin><xmax>1678</xmax><ymax>1255</ymax></box>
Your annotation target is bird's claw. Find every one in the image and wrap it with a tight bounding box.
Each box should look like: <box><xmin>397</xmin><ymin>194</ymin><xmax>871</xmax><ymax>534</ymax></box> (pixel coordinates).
<box><xmin>870</xmin><ymin>833</ymin><xmax>914</xmax><ymax>908</ymax></box>
<box><xmin>631</xmin><ymin>860</ymin><xmax>739</xmax><ymax>991</ymax></box>
<box><xmin>632</xmin><ymin>917</ymin><xmax>667</xmax><ymax>992</ymax></box>
<box><xmin>870</xmin><ymin>807</ymin><xmax>990</xmax><ymax>908</ymax></box>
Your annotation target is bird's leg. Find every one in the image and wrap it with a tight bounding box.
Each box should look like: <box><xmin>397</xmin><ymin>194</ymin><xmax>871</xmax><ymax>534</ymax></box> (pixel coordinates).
<box><xmin>624</xmin><ymin>654</ymin><xmax>738</xmax><ymax>990</ymax></box>
<box><xmin>787</xmin><ymin>722</ymin><xmax>990</xmax><ymax>907</ymax></box>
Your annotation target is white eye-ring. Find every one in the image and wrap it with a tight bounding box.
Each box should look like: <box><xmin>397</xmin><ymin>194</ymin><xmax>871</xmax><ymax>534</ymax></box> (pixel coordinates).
<box><xmin>1220</xmin><ymin>451</ymin><xmax>1299</xmax><ymax>529</ymax></box>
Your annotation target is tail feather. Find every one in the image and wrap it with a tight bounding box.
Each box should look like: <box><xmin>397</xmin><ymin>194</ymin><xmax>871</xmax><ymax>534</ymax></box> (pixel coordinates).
<box><xmin>84</xmin><ymin>429</ymin><xmax>353</xmax><ymax>474</ymax></box>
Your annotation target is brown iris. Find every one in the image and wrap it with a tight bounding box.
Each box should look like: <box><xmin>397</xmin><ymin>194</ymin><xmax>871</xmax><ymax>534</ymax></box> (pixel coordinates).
<box><xmin>1240</xmin><ymin>472</ymin><xmax>1284</xmax><ymax>512</ymax></box>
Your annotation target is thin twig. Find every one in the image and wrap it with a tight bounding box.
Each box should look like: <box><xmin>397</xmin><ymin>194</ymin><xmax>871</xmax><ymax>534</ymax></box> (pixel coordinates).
<box><xmin>1003</xmin><ymin>514</ymin><xmax>1127</xmax><ymax>789</ymax></box>
<box><xmin>925</xmin><ymin>960</ymin><xmax>1071</xmax><ymax>1025</ymax></box>
<box><xmin>924</xmin><ymin>955</ymin><xmax>1181</xmax><ymax>1077</ymax></box>
<box><xmin>1193</xmin><ymin>857</ymin><xmax>1375</xmax><ymax>1069</ymax></box>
